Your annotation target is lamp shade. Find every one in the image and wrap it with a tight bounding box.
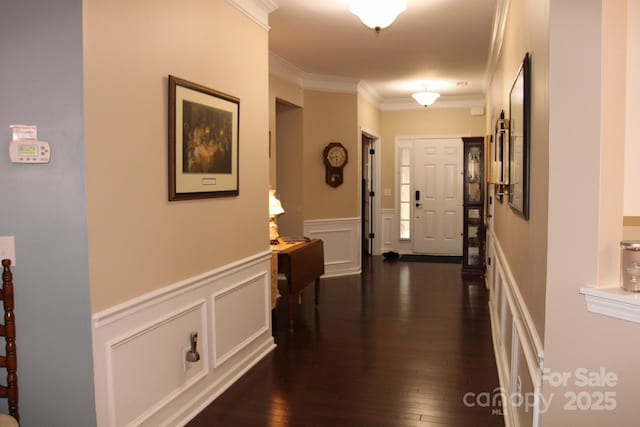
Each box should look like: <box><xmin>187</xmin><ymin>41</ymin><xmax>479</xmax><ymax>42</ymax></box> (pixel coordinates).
<box><xmin>412</xmin><ymin>91</ymin><xmax>441</xmax><ymax>107</ymax></box>
<box><xmin>269</xmin><ymin>189</ymin><xmax>284</xmax><ymax>217</ymax></box>
<box><xmin>349</xmin><ymin>0</ymin><xmax>407</xmax><ymax>31</ymax></box>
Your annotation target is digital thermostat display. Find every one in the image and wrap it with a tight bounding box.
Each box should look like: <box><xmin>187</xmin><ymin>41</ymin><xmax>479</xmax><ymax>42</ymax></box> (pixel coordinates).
<box><xmin>17</xmin><ymin>144</ymin><xmax>38</xmax><ymax>157</ymax></box>
<box><xmin>9</xmin><ymin>140</ymin><xmax>50</xmax><ymax>163</ymax></box>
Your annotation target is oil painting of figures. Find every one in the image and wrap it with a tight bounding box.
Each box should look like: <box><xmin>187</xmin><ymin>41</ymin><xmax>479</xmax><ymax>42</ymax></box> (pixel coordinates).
<box><xmin>182</xmin><ymin>100</ymin><xmax>233</xmax><ymax>174</ymax></box>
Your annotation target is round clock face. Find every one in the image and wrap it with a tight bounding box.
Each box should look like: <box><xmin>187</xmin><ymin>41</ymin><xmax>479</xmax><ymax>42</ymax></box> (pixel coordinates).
<box><xmin>326</xmin><ymin>146</ymin><xmax>347</xmax><ymax>168</ymax></box>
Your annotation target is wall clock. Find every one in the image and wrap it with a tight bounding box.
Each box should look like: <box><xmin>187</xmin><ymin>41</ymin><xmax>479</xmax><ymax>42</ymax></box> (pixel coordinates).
<box><xmin>323</xmin><ymin>142</ymin><xmax>348</xmax><ymax>187</ymax></box>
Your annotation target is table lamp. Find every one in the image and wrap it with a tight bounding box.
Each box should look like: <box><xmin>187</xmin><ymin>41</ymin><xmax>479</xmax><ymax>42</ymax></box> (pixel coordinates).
<box><xmin>269</xmin><ymin>189</ymin><xmax>285</xmax><ymax>244</ymax></box>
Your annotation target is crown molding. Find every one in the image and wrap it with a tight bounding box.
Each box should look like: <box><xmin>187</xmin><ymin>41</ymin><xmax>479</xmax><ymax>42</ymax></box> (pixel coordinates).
<box><xmin>226</xmin><ymin>0</ymin><xmax>278</xmax><ymax>30</ymax></box>
<box><xmin>269</xmin><ymin>52</ymin><xmax>305</xmax><ymax>87</ymax></box>
<box><xmin>268</xmin><ymin>52</ymin><xmax>484</xmax><ymax>110</ymax></box>
<box><xmin>380</xmin><ymin>95</ymin><xmax>486</xmax><ymax>111</ymax></box>
<box><xmin>357</xmin><ymin>81</ymin><xmax>382</xmax><ymax>107</ymax></box>
<box><xmin>269</xmin><ymin>52</ymin><xmax>363</xmax><ymax>95</ymax></box>
<box><xmin>303</xmin><ymin>73</ymin><xmax>360</xmax><ymax>94</ymax></box>
<box><xmin>484</xmin><ymin>0</ymin><xmax>510</xmax><ymax>89</ymax></box>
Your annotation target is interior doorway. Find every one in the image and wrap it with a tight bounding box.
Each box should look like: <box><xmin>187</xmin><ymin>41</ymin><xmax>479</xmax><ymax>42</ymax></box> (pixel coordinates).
<box><xmin>361</xmin><ymin>133</ymin><xmax>376</xmax><ymax>255</ymax></box>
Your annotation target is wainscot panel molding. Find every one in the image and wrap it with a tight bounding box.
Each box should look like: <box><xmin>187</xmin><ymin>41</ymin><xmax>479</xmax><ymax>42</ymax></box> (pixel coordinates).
<box><xmin>380</xmin><ymin>209</ymin><xmax>396</xmax><ymax>253</ymax></box>
<box><xmin>377</xmin><ymin>206</ymin><xmax>414</xmax><ymax>254</ymax></box>
<box><xmin>92</xmin><ymin>251</ymin><xmax>276</xmax><ymax>427</ymax></box>
<box><xmin>486</xmin><ymin>231</ymin><xmax>544</xmax><ymax>427</ymax></box>
<box><xmin>304</xmin><ymin>217</ymin><xmax>361</xmax><ymax>277</ymax></box>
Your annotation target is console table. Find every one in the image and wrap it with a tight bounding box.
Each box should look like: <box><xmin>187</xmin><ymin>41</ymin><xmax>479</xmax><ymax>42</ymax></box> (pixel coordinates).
<box><xmin>271</xmin><ymin>239</ymin><xmax>324</xmax><ymax>330</ymax></box>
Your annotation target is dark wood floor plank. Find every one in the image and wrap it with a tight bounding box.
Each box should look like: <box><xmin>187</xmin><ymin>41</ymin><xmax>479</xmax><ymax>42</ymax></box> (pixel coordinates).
<box><xmin>187</xmin><ymin>257</ymin><xmax>504</xmax><ymax>427</ymax></box>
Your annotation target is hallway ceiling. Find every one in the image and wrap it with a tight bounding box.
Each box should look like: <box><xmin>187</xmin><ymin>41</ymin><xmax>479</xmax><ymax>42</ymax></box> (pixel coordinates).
<box><xmin>269</xmin><ymin>0</ymin><xmax>500</xmax><ymax>107</ymax></box>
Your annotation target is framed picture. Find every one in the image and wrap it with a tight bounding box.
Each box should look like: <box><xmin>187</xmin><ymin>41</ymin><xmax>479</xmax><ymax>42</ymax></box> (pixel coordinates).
<box><xmin>169</xmin><ymin>75</ymin><xmax>239</xmax><ymax>200</ymax></box>
<box><xmin>508</xmin><ymin>53</ymin><xmax>531</xmax><ymax>219</ymax></box>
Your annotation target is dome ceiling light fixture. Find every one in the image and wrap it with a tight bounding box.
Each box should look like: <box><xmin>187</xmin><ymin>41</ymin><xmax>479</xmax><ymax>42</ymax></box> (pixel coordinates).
<box><xmin>412</xmin><ymin>90</ymin><xmax>441</xmax><ymax>107</ymax></box>
<box><xmin>349</xmin><ymin>0</ymin><xmax>407</xmax><ymax>33</ymax></box>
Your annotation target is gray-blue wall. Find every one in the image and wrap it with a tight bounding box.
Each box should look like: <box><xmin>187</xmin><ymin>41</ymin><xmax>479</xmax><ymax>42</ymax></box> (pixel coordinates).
<box><xmin>0</xmin><ymin>1</ymin><xmax>96</xmax><ymax>425</ymax></box>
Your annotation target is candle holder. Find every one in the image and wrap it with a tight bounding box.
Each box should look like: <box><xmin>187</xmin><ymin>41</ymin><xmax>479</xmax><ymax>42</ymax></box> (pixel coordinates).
<box><xmin>621</xmin><ymin>241</ymin><xmax>640</xmax><ymax>292</ymax></box>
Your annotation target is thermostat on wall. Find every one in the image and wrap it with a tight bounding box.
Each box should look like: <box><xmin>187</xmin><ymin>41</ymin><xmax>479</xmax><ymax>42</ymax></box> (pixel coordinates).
<box><xmin>9</xmin><ymin>140</ymin><xmax>50</xmax><ymax>163</ymax></box>
<box><xmin>8</xmin><ymin>124</ymin><xmax>50</xmax><ymax>164</ymax></box>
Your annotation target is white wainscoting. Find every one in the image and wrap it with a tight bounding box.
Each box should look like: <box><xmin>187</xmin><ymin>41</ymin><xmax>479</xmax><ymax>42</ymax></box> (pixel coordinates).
<box><xmin>486</xmin><ymin>231</ymin><xmax>544</xmax><ymax>427</ymax></box>
<box><xmin>304</xmin><ymin>217</ymin><xmax>361</xmax><ymax>277</ymax></box>
<box><xmin>379</xmin><ymin>209</ymin><xmax>396</xmax><ymax>253</ymax></box>
<box><xmin>92</xmin><ymin>251</ymin><xmax>276</xmax><ymax>427</ymax></box>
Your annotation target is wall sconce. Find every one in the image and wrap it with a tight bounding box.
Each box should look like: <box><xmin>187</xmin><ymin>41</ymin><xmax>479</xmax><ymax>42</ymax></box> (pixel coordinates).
<box><xmin>349</xmin><ymin>0</ymin><xmax>407</xmax><ymax>32</ymax></box>
<box><xmin>269</xmin><ymin>189</ymin><xmax>285</xmax><ymax>244</ymax></box>
<box><xmin>411</xmin><ymin>90</ymin><xmax>440</xmax><ymax>107</ymax></box>
<box><xmin>491</xmin><ymin>113</ymin><xmax>510</xmax><ymax>197</ymax></box>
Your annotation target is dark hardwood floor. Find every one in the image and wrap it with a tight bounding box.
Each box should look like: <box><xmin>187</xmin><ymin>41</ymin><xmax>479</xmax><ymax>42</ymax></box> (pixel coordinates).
<box><xmin>187</xmin><ymin>256</ymin><xmax>504</xmax><ymax>427</ymax></box>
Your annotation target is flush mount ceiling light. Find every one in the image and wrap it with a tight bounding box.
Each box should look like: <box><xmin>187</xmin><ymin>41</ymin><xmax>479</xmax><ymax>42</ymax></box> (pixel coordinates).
<box><xmin>412</xmin><ymin>90</ymin><xmax>441</xmax><ymax>107</ymax></box>
<box><xmin>349</xmin><ymin>0</ymin><xmax>407</xmax><ymax>32</ymax></box>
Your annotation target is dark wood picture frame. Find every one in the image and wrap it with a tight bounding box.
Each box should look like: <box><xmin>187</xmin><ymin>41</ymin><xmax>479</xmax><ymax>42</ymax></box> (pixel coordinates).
<box><xmin>508</xmin><ymin>53</ymin><xmax>531</xmax><ymax>219</ymax></box>
<box><xmin>169</xmin><ymin>75</ymin><xmax>239</xmax><ymax>201</ymax></box>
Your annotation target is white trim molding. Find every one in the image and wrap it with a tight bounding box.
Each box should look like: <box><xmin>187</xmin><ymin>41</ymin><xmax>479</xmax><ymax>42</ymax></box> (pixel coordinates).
<box><xmin>304</xmin><ymin>217</ymin><xmax>361</xmax><ymax>277</ymax></box>
<box><xmin>92</xmin><ymin>251</ymin><xmax>276</xmax><ymax>427</ymax></box>
<box><xmin>580</xmin><ymin>286</ymin><xmax>640</xmax><ymax>323</ymax></box>
<box><xmin>269</xmin><ymin>52</ymin><xmax>305</xmax><ymax>88</ymax></box>
<box><xmin>268</xmin><ymin>53</ymin><xmax>485</xmax><ymax>110</ymax></box>
<box><xmin>487</xmin><ymin>231</ymin><xmax>544</xmax><ymax>427</ymax></box>
<box><xmin>484</xmin><ymin>0</ymin><xmax>510</xmax><ymax>89</ymax></box>
<box><xmin>380</xmin><ymin>209</ymin><xmax>396</xmax><ymax>253</ymax></box>
<box><xmin>226</xmin><ymin>0</ymin><xmax>278</xmax><ymax>30</ymax></box>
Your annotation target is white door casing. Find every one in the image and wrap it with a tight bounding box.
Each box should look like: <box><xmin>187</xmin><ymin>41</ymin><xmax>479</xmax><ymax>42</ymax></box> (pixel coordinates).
<box><xmin>413</xmin><ymin>138</ymin><xmax>463</xmax><ymax>255</ymax></box>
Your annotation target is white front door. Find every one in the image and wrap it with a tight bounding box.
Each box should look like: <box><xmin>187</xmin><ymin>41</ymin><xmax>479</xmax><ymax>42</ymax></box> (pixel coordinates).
<box><xmin>413</xmin><ymin>138</ymin><xmax>463</xmax><ymax>255</ymax></box>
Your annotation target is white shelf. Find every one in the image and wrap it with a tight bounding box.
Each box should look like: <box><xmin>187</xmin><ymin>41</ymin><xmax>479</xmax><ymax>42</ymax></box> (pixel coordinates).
<box><xmin>580</xmin><ymin>286</ymin><xmax>640</xmax><ymax>324</ymax></box>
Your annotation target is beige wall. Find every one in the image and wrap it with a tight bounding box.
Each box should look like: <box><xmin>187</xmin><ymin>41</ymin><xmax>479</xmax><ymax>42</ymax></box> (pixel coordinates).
<box><xmin>276</xmin><ymin>104</ymin><xmax>304</xmax><ymax>237</ymax></box>
<box><xmin>358</xmin><ymin>95</ymin><xmax>381</xmax><ymax>136</ymax></box>
<box><xmin>303</xmin><ymin>90</ymin><xmax>359</xmax><ymax>219</ymax></box>
<box><xmin>623</xmin><ymin>217</ymin><xmax>640</xmax><ymax>239</ymax></box>
<box><xmin>542</xmin><ymin>0</ymin><xmax>640</xmax><ymax>425</ymax></box>
<box><xmin>84</xmin><ymin>0</ymin><xmax>270</xmax><ymax>312</ymax></box>
<box><xmin>379</xmin><ymin>108</ymin><xmax>485</xmax><ymax>209</ymax></box>
<box><xmin>488</xmin><ymin>0</ymin><xmax>549</xmax><ymax>340</ymax></box>
<box><xmin>269</xmin><ymin>75</ymin><xmax>304</xmax><ymax>187</ymax></box>
<box><xmin>625</xmin><ymin>0</ymin><xmax>640</xmax><ymax>215</ymax></box>
<box><xmin>269</xmin><ymin>76</ymin><xmax>305</xmax><ymax>235</ymax></box>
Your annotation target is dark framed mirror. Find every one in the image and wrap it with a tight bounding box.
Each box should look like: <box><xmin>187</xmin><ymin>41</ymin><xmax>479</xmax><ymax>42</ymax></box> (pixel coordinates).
<box><xmin>509</xmin><ymin>52</ymin><xmax>531</xmax><ymax>219</ymax></box>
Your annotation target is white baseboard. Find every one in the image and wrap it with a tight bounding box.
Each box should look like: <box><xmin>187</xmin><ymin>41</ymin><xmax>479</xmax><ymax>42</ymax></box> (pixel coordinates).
<box><xmin>92</xmin><ymin>251</ymin><xmax>276</xmax><ymax>427</ymax></box>
<box><xmin>304</xmin><ymin>217</ymin><xmax>361</xmax><ymax>277</ymax></box>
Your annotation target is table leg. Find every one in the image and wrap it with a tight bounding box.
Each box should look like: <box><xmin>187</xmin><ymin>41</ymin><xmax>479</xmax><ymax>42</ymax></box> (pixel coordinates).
<box><xmin>288</xmin><ymin>293</ymin><xmax>295</xmax><ymax>330</ymax></box>
<box><xmin>315</xmin><ymin>278</ymin><xmax>320</xmax><ymax>306</ymax></box>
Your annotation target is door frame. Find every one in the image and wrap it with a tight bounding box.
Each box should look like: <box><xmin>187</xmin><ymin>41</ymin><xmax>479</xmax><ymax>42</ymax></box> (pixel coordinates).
<box><xmin>394</xmin><ymin>135</ymin><xmax>469</xmax><ymax>255</ymax></box>
<box><xmin>359</xmin><ymin>127</ymin><xmax>382</xmax><ymax>255</ymax></box>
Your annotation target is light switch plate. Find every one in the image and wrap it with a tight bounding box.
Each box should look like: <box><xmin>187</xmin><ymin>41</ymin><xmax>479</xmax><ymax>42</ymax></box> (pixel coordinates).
<box><xmin>0</xmin><ymin>236</ymin><xmax>16</xmax><ymax>266</ymax></box>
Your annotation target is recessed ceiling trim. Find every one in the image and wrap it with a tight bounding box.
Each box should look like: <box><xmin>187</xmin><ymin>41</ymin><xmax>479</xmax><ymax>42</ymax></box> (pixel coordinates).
<box><xmin>303</xmin><ymin>73</ymin><xmax>360</xmax><ymax>94</ymax></box>
<box><xmin>226</xmin><ymin>0</ymin><xmax>278</xmax><ymax>30</ymax></box>
<box><xmin>269</xmin><ymin>52</ymin><xmax>305</xmax><ymax>87</ymax></box>
<box><xmin>380</xmin><ymin>95</ymin><xmax>486</xmax><ymax>111</ymax></box>
<box><xmin>484</xmin><ymin>0</ymin><xmax>510</xmax><ymax>91</ymax></box>
<box><xmin>270</xmin><ymin>53</ymin><xmax>370</xmax><ymax>96</ymax></box>
<box><xmin>357</xmin><ymin>81</ymin><xmax>382</xmax><ymax>107</ymax></box>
